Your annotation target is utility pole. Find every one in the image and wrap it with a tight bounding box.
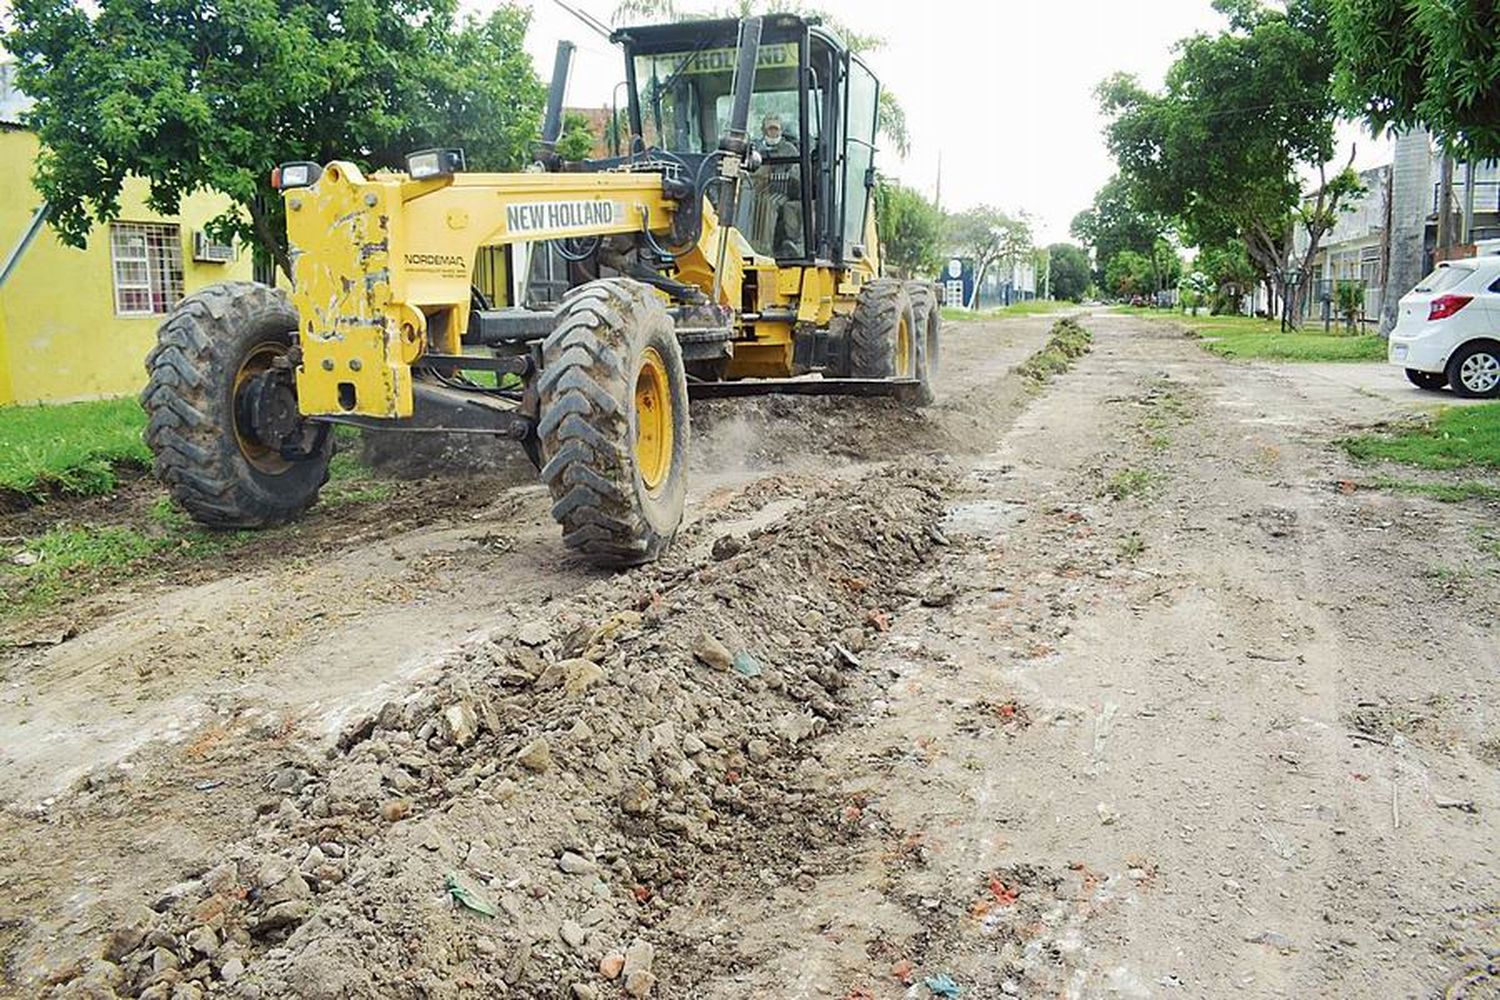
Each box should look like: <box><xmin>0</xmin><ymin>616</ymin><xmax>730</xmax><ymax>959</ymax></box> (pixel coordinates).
<box><xmin>1436</xmin><ymin>152</ymin><xmax>1454</xmax><ymax>252</ymax></box>
<box><xmin>1461</xmin><ymin>159</ymin><xmax>1476</xmax><ymax>245</ymax></box>
<box><xmin>933</xmin><ymin>151</ymin><xmax>943</xmax><ymax>214</ymax></box>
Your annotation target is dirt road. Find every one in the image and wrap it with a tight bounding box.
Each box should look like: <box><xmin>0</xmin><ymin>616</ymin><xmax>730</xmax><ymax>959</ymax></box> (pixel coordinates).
<box><xmin>3</xmin><ymin>311</ymin><xmax>1497</xmax><ymax>999</ymax></box>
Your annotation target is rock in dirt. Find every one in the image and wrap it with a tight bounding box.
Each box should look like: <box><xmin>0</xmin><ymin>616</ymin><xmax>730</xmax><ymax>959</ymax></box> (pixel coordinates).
<box><xmin>558</xmin><ymin>851</ymin><xmax>595</xmax><ymax>875</ymax></box>
<box><xmin>559</xmin><ymin>920</ymin><xmax>589</xmax><ymax>951</ymax></box>
<box><xmin>711</xmin><ymin>535</ymin><xmax>744</xmax><ymax>560</ymax></box>
<box><xmin>104</xmin><ymin>903</ymin><xmax>157</xmax><ymax>961</ymax></box>
<box><xmin>442</xmin><ymin>702</ymin><xmax>479</xmax><ymax>746</ymax></box>
<box><xmin>692</xmin><ymin>634</ymin><xmax>733</xmax><ymax>671</ymax></box>
<box><xmin>921</xmin><ymin>582</ymin><xmax>958</xmax><ymax>607</ymax></box>
<box><xmin>618</xmin><ymin>782</ymin><xmax>656</xmax><ymax>817</ymax></box>
<box><xmin>623</xmin><ymin>938</ymin><xmax>655</xmax><ymax>977</ymax></box>
<box><xmin>380</xmin><ymin>797</ymin><xmax>412</xmax><ymax>822</ymax></box>
<box><xmin>252</xmin><ymin>899</ymin><xmax>312</xmax><ymax>934</ymax></box>
<box><xmin>516</xmin><ymin>619</ymin><xmax>551</xmax><ymax>646</ymax></box>
<box><xmin>561</xmin><ymin>658</ymin><xmax>605</xmax><ymax>696</ymax></box>
<box><xmin>600</xmin><ymin>953</ymin><xmax>625</xmax><ymax>979</ymax></box>
<box><xmin>625</xmin><ymin>971</ymin><xmax>657</xmax><ymax>998</ymax></box>
<box><xmin>517</xmin><ymin>738</ymin><xmax>553</xmax><ymax>773</ymax></box>
<box><xmin>219</xmin><ymin>957</ymin><xmax>245</xmax><ymax>985</ymax></box>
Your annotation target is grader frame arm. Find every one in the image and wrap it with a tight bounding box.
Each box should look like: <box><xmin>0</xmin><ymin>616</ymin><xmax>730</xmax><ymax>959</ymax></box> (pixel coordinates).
<box><xmin>281</xmin><ymin>163</ymin><xmax>731</xmax><ymax>420</ymax></box>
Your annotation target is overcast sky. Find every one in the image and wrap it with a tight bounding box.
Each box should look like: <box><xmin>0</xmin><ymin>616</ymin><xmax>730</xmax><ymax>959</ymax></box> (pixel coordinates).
<box><xmin>493</xmin><ymin>0</ymin><xmax>1391</xmax><ymax>245</ymax></box>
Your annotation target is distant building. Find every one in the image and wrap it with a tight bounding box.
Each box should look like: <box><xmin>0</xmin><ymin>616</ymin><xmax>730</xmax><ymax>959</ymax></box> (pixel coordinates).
<box><xmin>0</xmin><ymin>57</ymin><xmax>251</xmax><ymax>406</ymax></box>
<box><xmin>937</xmin><ymin>256</ymin><xmax>1036</xmax><ymax>310</ymax></box>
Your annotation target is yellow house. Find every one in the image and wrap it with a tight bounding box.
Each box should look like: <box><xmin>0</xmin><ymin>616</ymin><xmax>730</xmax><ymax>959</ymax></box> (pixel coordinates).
<box><xmin>0</xmin><ymin>64</ymin><xmax>253</xmax><ymax>406</ymax></box>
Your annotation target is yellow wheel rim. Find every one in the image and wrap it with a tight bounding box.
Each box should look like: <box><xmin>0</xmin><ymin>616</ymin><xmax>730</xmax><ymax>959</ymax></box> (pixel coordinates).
<box><xmin>233</xmin><ymin>341</ymin><xmax>292</xmax><ymax>475</ymax></box>
<box><xmin>896</xmin><ymin>315</ymin><xmax>912</xmax><ymax>376</ymax></box>
<box><xmin>634</xmin><ymin>347</ymin><xmax>674</xmax><ymax>492</ymax></box>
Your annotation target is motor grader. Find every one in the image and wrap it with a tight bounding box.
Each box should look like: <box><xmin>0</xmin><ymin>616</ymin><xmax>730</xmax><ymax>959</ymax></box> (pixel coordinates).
<box><xmin>142</xmin><ymin>14</ymin><xmax>941</xmax><ymax>567</ymax></box>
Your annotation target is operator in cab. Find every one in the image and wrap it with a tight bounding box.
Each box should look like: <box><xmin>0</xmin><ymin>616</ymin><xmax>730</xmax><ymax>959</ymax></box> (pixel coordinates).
<box><xmin>753</xmin><ymin>113</ymin><xmax>804</xmax><ymax>259</ymax></box>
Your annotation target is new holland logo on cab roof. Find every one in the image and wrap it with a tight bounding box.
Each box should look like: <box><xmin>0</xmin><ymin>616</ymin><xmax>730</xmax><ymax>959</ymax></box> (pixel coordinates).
<box><xmin>506</xmin><ymin>201</ymin><xmax>621</xmax><ymax>234</ymax></box>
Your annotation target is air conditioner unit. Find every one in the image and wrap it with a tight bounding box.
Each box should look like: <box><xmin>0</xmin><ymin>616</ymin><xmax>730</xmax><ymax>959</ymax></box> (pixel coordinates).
<box><xmin>193</xmin><ymin>230</ymin><xmax>235</xmax><ymax>263</ymax></box>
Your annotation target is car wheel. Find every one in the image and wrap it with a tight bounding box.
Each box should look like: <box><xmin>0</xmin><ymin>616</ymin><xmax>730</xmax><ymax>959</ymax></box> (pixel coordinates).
<box><xmin>1446</xmin><ymin>342</ymin><xmax>1500</xmax><ymax>399</ymax></box>
<box><xmin>1405</xmin><ymin>368</ymin><xmax>1447</xmax><ymax>391</ymax></box>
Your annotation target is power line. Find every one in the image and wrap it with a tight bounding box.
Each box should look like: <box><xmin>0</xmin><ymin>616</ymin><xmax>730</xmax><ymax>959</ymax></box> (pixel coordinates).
<box><xmin>550</xmin><ymin>0</ymin><xmax>613</xmax><ymax>41</ymax></box>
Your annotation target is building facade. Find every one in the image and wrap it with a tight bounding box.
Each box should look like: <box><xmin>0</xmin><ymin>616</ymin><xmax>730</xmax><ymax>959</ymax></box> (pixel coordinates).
<box><xmin>1290</xmin><ymin>135</ymin><xmax>1500</xmax><ymax>330</ymax></box>
<box><xmin>0</xmin><ymin>62</ymin><xmax>251</xmax><ymax>406</ymax></box>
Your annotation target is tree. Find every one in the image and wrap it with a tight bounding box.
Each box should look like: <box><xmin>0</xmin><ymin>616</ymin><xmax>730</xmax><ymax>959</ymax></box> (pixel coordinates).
<box><xmin>1106</xmin><ymin>250</ymin><xmax>1152</xmax><ymax>298</ymax></box>
<box><xmin>1197</xmin><ymin>239</ymin><xmax>1259</xmax><ymax>313</ymax></box>
<box><xmin>1046</xmin><ymin>243</ymin><xmax>1092</xmax><ymax>301</ymax></box>
<box><xmin>1069</xmin><ymin>174</ymin><xmax>1166</xmax><ymax>285</ymax></box>
<box><xmin>945</xmin><ymin>206</ymin><xmax>1031</xmax><ymax>309</ymax></box>
<box><xmin>1331</xmin><ymin>0</ymin><xmax>1500</xmax><ymax>159</ymax></box>
<box><xmin>557</xmin><ymin>111</ymin><xmax>598</xmax><ymax>161</ymax></box>
<box><xmin>5</xmin><ymin>0</ymin><xmax>546</xmax><ymax>280</ymax></box>
<box><xmin>875</xmin><ymin>177</ymin><xmax>942</xmax><ymax>278</ymax></box>
<box><xmin>1097</xmin><ymin>0</ymin><xmax>1359</xmax><ymax>325</ymax></box>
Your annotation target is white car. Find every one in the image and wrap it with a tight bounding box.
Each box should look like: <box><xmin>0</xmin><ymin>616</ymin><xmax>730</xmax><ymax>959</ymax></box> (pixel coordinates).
<box><xmin>1388</xmin><ymin>254</ymin><xmax>1500</xmax><ymax>397</ymax></box>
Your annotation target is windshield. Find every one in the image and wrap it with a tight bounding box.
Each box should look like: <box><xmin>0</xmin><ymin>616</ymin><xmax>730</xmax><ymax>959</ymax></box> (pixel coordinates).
<box><xmin>1414</xmin><ymin>264</ymin><xmax>1476</xmax><ymax>293</ymax></box>
<box><xmin>633</xmin><ymin>41</ymin><xmax>801</xmax><ymax>153</ymax></box>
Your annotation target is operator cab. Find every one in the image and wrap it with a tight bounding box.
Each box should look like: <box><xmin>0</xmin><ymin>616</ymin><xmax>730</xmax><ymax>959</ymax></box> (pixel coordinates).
<box><xmin>611</xmin><ymin>15</ymin><xmax>881</xmax><ymax>267</ymax></box>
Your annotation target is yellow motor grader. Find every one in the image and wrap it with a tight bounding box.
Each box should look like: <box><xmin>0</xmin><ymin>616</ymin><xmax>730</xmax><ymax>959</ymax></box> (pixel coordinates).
<box><xmin>141</xmin><ymin>15</ymin><xmax>941</xmax><ymax>566</ymax></box>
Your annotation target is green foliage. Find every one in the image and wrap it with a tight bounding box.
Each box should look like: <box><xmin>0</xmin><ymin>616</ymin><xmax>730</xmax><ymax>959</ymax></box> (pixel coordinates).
<box><xmin>1334</xmin><ymin>279</ymin><xmax>1365</xmax><ymax>329</ymax></box>
<box><xmin>1197</xmin><ymin>239</ymin><xmax>1259</xmax><ymax>312</ymax></box>
<box><xmin>1138</xmin><ymin>310</ymin><xmax>1385</xmax><ymax>359</ymax></box>
<box><xmin>5</xmin><ymin>0</ymin><xmax>546</xmax><ymax>277</ymax></box>
<box><xmin>1343</xmin><ymin>404</ymin><xmax>1500</xmax><ymax>469</ymax></box>
<box><xmin>0</xmin><ymin>399</ymin><xmax>149</xmax><ymax>498</ymax></box>
<box><xmin>1070</xmin><ymin>174</ymin><xmax>1168</xmax><ymax>284</ymax></box>
<box><xmin>875</xmin><ymin>177</ymin><xmax>942</xmax><ymax>278</ymax></box>
<box><xmin>1102</xmin><ymin>468</ymin><xmax>1156</xmax><ymax>500</ymax></box>
<box><xmin>1046</xmin><ymin>243</ymin><xmax>1092</xmax><ymax>302</ymax></box>
<box><xmin>945</xmin><ymin>206</ymin><xmax>1032</xmax><ymax>308</ymax></box>
<box><xmin>1106</xmin><ymin>250</ymin><xmax>1152</xmax><ymax>297</ymax></box>
<box><xmin>1366</xmin><ymin>478</ymin><xmax>1500</xmax><ymax>503</ymax></box>
<box><xmin>556</xmin><ymin>110</ymin><xmax>598</xmax><ymax>161</ymax></box>
<box><xmin>1331</xmin><ymin>0</ymin><xmax>1500</xmax><ymax>159</ymax></box>
<box><xmin>1097</xmin><ymin>0</ymin><xmax>1346</xmax><ymax>297</ymax></box>
<box><xmin>1201</xmin><ymin>329</ymin><xmax>1385</xmax><ymax>361</ymax></box>
<box><xmin>1016</xmin><ymin>317</ymin><xmax>1092</xmax><ymax>383</ymax></box>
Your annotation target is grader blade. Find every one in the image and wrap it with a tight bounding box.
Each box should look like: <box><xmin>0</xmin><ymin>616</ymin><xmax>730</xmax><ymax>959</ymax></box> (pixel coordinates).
<box><xmin>688</xmin><ymin>378</ymin><xmax>921</xmax><ymax>400</ymax></box>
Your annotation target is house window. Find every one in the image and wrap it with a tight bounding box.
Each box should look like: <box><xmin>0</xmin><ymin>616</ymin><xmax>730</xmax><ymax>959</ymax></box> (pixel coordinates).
<box><xmin>110</xmin><ymin>223</ymin><xmax>185</xmax><ymax>316</ymax></box>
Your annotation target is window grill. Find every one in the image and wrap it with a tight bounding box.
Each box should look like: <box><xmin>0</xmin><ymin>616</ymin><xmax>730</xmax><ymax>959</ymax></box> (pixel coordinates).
<box><xmin>110</xmin><ymin>223</ymin><xmax>184</xmax><ymax>316</ymax></box>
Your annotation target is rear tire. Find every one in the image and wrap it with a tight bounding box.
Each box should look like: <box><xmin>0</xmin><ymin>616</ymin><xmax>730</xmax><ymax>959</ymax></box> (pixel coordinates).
<box><xmin>141</xmin><ymin>281</ymin><xmax>331</xmax><ymax>528</ymax></box>
<box><xmin>905</xmin><ymin>281</ymin><xmax>941</xmax><ymax>404</ymax></box>
<box><xmin>848</xmin><ymin>278</ymin><xmax>916</xmax><ymax>379</ymax></box>
<box><xmin>537</xmin><ymin>279</ymin><xmax>689</xmax><ymax>567</ymax></box>
<box><xmin>1446</xmin><ymin>342</ymin><xmax>1500</xmax><ymax>399</ymax></box>
<box><xmin>1405</xmin><ymin>368</ymin><xmax>1447</xmax><ymax>392</ymax></box>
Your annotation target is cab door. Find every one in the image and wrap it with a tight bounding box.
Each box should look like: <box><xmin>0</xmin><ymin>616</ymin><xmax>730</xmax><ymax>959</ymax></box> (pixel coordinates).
<box><xmin>838</xmin><ymin>56</ymin><xmax>880</xmax><ymax>264</ymax></box>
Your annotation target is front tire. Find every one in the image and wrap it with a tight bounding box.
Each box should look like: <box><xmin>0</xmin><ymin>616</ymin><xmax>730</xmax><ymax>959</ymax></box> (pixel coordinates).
<box><xmin>537</xmin><ymin>279</ymin><xmax>689</xmax><ymax>567</ymax></box>
<box><xmin>1446</xmin><ymin>342</ymin><xmax>1500</xmax><ymax>399</ymax></box>
<box><xmin>1405</xmin><ymin>368</ymin><xmax>1447</xmax><ymax>392</ymax></box>
<box><xmin>848</xmin><ymin>278</ymin><xmax>916</xmax><ymax>379</ymax></box>
<box><xmin>141</xmin><ymin>282</ymin><xmax>331</xmax><ymax>528</ymax></box>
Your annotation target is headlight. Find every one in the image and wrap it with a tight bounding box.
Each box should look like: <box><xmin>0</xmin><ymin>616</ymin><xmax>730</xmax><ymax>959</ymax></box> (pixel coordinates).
<box><xmin>406</xmin><ymin>148</ymin><xmax>467</xmax><ymax>180</ymax></box>
<box><xmin>272</xmin><ymin>161</ymin><xmax>321</xmax><ymax>190</ymax></box>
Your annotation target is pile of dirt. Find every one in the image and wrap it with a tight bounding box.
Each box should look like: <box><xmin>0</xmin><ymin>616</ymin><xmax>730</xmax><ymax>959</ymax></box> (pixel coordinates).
<box><xmin>45</xmin><ymin>464</ymin><xmax>954</xmax><ymax>999</ymax></box>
